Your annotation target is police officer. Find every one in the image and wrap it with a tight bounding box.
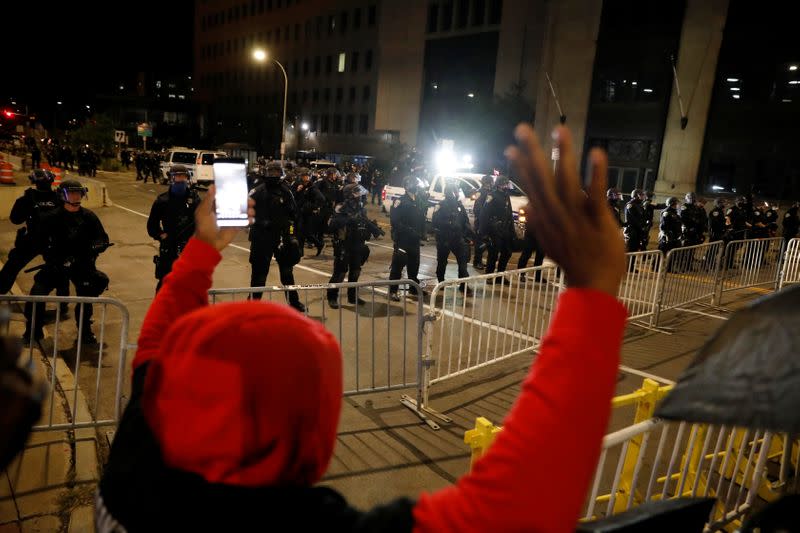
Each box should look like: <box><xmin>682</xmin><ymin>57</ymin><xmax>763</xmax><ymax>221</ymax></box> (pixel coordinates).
<box><xmin>292</xmin><ymin>168</ymin><xmax>326</xmax><ymax>256</ymax></box>
<box><xmin>326</xmin><ymin>184</ymin><xmax>384</xmax><ymax>308</ymax></box>
<box><xmin>313</xmin><ymin>168</ymin><xmax>340</xmax><ymax>245</ymax></box>
<box><xmin>147</xmin><ymin>165</ymin><xmax>200</xmax><ymax>293</ymax></box>
<box><xmin>708</xmin><ymin>198</ymin><xmax>727</xmax><ymax>242</ymax></box>
<box><xmin>642</xmin><ymin>192</ymin><xmax>666</xmax><ymax>250</ymax></box>
<box><xmin>472</xmin><ymin>175</ymin><xmax>494</xmax><ymax>269</ymax></box>
<box><xmin>516</xmin><ymin>230</ymin><xmax>545</xmax><ymax>283</ymax></box>
<box><xmin>624</xmin><ymin>189</ymin><xmax>647</xmax><ymax>253</ymax></box>
<box><xmin>248</xmin><ymin>162</ymin><xmax>305</xmax><ymax>312</ymax></box>
<box><xmin>480</xmin><ymin>176</ymin><xmax>515</xmax><ymax>279</ymax></box>
<box><xmin>782</xmin><ymin>202</ymin><xmax>799</xmax><ymax>248</ymax></box>
<box><xmin>389</xmin><ymin>176</ymin><xmax>426</xmax><ymax>301</ymax></box>
<box><xmin>134</xmin><ymin>152</ymin><xmax>144</xmax><ymax>180</ymax></box>
<box><xmin>764</xmin><ymin>203</ymin><xmax>779</xmax><ymax>238</ymax></box>
<box><xmin>23</xmin><ymin>181</ymin><xmax>110</xmax><ymax>344</ymax></box>
<box><xmin>750</xmin><ymin>203</ymin><xmax>767</xmax><ymax>239</ymax></box>
<box><xmin>432</xmin><ymin>183</ymin><xmax>471</xmax><ymax>291</ymax></box>
<box><xmin>608</xmin><ymin>188</ymin><xmax>622</xmax><ymax>227</ymax></box>
<box><xmin>658</xmin><ymin>197</ymin><xmax>682</xmax><ymax>255</ymax></box>
<box><xmin>680</xmin><ymin>192</ymin><xmax>705</xmax><ymax>246</ymax></box>
<box><xmin>0</xmin><ymin>170</ymin><xmax>69</xmax><ymax>311</ymax></box>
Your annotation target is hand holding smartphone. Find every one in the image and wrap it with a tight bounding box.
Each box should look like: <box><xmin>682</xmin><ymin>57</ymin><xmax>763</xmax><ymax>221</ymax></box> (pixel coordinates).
<box><xmin>212</xmin><ymin>158</ymin><xmax>250</xmax><ymax>227</ymax></box>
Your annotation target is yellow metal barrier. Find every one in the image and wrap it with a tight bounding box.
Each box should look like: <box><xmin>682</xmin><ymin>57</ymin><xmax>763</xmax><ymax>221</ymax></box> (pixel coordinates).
<box><xmin>464</xmin><ymin>417</ymin><xmax>503</xmax><ymax>469</ymax></box>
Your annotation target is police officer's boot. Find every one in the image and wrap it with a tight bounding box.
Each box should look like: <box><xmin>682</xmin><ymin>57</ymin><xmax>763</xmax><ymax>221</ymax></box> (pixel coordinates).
<box><xmin>79</xmin><ymin>325</ymin><xmax>98</xmax><ymax>346</ymax></box>
<box><xmin>347</xmin><ymin>288</ymin><xmax>365</xmax><ymax>306</ymax></box>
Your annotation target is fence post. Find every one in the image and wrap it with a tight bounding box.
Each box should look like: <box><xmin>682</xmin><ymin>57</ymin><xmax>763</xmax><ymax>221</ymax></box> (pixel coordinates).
<box><xmin>713</xmin><ymin>241</ymin><xmax>729</xmax><ymax>306</ymax></box>
<box><xmin>612</xmin><ymin>379</ymin><xmax>662</xmax><ymax>513</ymax></box>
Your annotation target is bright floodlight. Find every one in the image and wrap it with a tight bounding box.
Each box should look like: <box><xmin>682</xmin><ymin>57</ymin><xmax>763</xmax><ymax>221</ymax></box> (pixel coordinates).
<box><xmin>301</xmin><ymin>122</ymin><xmax>309</xmax><ymax>131</ymax></box>
<box><xmin>462</xmin><ymin>154</ymin><xmax>472</xmax><ymax>163</ymax></box>
<box><xmin>726</xmin><ymin>78</ymin><xmax>739</xmax><ymax>82</ymax></box>
<box><xmin>435</xmin><ymin>149</ymin><xmax>458</xmax><ymax>174</ymax></box>
<box><xmin>790</xmin><ymin>65</ymin><xmax>798</xmax><ymax>71</ymax></box>
<box><xmin>253</xmin><ymin>49</ymin><xmax>267</xmax><ymax>62</ymax></box>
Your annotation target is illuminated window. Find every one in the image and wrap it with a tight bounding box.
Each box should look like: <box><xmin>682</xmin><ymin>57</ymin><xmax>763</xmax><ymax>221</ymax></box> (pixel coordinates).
<box><xmin>338</xmin><ymin>52</ymin><xmax>346</xmax><ymax>73</ymax></box>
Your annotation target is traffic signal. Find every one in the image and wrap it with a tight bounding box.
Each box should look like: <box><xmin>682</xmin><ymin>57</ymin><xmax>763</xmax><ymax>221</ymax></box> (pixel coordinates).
<box><xmin>2</xmin><ymin>110</ymin><xmax>14</xmax><ymax>119</ymax></box>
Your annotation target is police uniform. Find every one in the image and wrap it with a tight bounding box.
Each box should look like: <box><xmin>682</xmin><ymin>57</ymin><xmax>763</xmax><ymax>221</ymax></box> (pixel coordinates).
<box><xmin>147</xmin><ymin>183</ymin><xmax>200</xmax><ymax>292</ymax></box>
<box><xmin>680</xmin><ymin>203</ymin><xmax>706</xmax><ymax>247</ymax></box>
<box><xmin>472</xmin><ymin>184</ymin><xmax>492</xmax><ymax>268</ymax></box>
<box><xmin>248</xmin><ymin>175</ymin><xmax>304</xmax><ymax>311</ymax></box>
<box><xmin>0</xmin><ymin>175</ymin><xmax>62</xmax><ymax>294</ymax></box>
<box><xmin>763</xmin><ymin>207</ymin><xmax>779</xmax><ymax>238</ymax></box>
<box><xmin>642</xmin><ymin>198</ymin><xmax>667</xmax><ymax>249</ymax></box>
<box><xmin>783</xmin><ymin>205</ymin><xmax>799</xmax><ymax>248</ymax></box>
<box><xmin>431</xmin><ymin>192</ymin><xmax>471</xmax><ymax>286</ymax></box>
<box><xmin>517</xmin><ymin>230</ymin><xmax>545</xmax><ymax>283</ymax></box>
<box><xmin>389</xmin><ymin>192</ymin><xmax>426</xmax><ymax>297</ymax></box>
<box><xmin>479</xmin><ymin>185</ymin><xmax>514</xmax><ymax>275</ymax></box>
<box><xmin>658</xmin><ymin>205</ymin><xmax>682</xmax><ymax>255</ymax></box>
<box><xmin>293</xmin><ymin>178</ymin><xmax>326</xmax><ymax>254</ymax></box>
<box><xmin>23</xmin><ymin>183</ymin><xmax>110</xmax><ymax>343</ymax></box>
<box><xmin>326</xmin><ymin>189</ymin><xmax>383</xmax><ymax>307</ymax></box>
<box><xmin>624</xmin><ymin>197</ymin><xmax>647</xmax><ymax>253</ymax></box>
<box><xmin>750</xmin><ymin>208</ymin><xmax>767</xmax><ymax>239</ymax></box>
<box><xmin>708</xmin><ymin>204</ymin><xmax>726</xmax><ymax>242</ymax></box>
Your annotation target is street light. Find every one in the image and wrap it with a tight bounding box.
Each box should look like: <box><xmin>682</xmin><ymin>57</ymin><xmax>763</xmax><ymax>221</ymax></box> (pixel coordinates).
<box><xmin>301</xmin><ymin>122</ymin><xmax>309</xmax><ymax>131</ymax></box>
<box><xmin>253</xmin><ymin>48</ymin><xmax>288</xmax><ymax>165</ymax></box>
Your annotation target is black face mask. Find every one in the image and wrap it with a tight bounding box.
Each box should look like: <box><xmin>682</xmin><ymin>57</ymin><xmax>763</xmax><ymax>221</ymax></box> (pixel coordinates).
<box><xmin>35</xmin><ymin>182</ymin><xmax>51</xmax><ymax>191</ymax></box>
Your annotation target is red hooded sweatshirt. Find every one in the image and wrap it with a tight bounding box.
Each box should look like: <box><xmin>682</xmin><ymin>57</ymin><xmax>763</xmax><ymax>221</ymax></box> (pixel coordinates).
<box><xmin>98</xmin><ymin>237</ymin><xmax>626</xmax><ymax>533</ymax></box>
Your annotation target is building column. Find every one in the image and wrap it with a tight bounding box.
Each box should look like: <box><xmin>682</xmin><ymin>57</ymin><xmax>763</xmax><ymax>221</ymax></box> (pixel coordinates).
<box><xmin>655</xmin><ymin>0</ymin><xmax>729</xmax><ymax>196</ymax></box>
<box><xmin>533</xmin><ymin>0</ymin><xmax>603</xmax><ymax>168</ymax></box>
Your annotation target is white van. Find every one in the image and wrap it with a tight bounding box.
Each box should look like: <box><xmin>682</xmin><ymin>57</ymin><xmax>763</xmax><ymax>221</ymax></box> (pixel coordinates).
<box><xmin>193</xmin><ymin>151</ymin><xmax>228</xmax><ymax>185</ymax></box>
<box><xmin>160</xmin><ymin>148</ymin><xmax>227</xmax><ymax>184</ymax></box>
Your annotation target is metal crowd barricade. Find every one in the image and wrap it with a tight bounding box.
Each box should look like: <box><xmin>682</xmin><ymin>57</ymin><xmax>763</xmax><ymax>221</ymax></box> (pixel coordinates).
<box><xmin>778</xmin><ymin>237</ymin><xmax>800</xmax><ymax>290</ymax></box>
<box><xmin>415</xmin><ymin>266</ymin><xmax>560</xmax><ymax>422</ymax></box>
<box><xmin>208</xmin><ymin>279</ymin><xmax>435</xmax><ymax>425</ymax></box>
<box><xmin>583</xmin><ymin>419</ymin><xmax>795</xmax><ymax>529</ymax></box>
<box><xmin>619</xmin><ymin>250</ymin><xmax>663</xmax><ymax>324</ymax></box>
<box><xmin>0</xmin><ymin>295</ymin><xmax>131</xmax><ymax>431</ymax></box>
<box><xmin>653</xmin><ymin>241</ymin><xmax>724</xmax><ymax>326</ymax></box>
<box><xmin>716</xmin><ymin>237</ymin><xmax>784</xmax><ymax>303</ymax></box>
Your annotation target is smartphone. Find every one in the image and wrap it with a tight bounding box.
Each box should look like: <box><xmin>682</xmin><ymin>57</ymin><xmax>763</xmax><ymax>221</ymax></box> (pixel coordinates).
<box><xmin>212</xmin><ymin>158</ymin><xmax>250</xmax><ymax>227</ymax></box>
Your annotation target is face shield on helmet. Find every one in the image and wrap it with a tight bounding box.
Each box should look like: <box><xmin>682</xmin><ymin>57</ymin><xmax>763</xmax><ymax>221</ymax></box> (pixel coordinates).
<box><xmin>28</xmin><ymin>169</ymin><xmax>54</xmax><ymax>190</ymax></box>
<box><xmin>403</xmin><ymin>176</ymin><xmax>420</xmax><ymax>194</ymax></box>
<box><xmin>667</xmin><ymin>196</ymin><xmax>679</xmax><ymax>208</ymax></box>
<box><xmin>265</xmin><ymin>163</ymin><xmax>284</xmax><ymax>181</ymax></box>
<box><xmin>58</xmin><ymin>181</ymin><xmax>87</xmax><ymax>207</ymax></box>
<box><xmin>685</xmin><ymin>192</ymin><xmax>696</xmax><ymax>204</ymax></box>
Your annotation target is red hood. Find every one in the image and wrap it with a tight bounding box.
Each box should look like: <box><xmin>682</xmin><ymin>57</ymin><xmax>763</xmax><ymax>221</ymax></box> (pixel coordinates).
<box><xmin>142</xmin><ymin>301</ymin><xmax>342</xmax><ymax>487</ymax></box>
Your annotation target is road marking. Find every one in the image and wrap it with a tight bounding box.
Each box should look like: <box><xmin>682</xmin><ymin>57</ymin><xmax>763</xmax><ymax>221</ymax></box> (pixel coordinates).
<box><xmin>114</xmin><ymin>204</ymin><xmax>148</xmax><ymax>218</ymax></box>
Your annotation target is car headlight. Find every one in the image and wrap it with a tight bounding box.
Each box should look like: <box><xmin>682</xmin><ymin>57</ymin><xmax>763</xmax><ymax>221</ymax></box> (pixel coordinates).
<box><xmin>519</xmin><ymin>216</ymin><xmax>526</xmax><ymax>223</ymax></box>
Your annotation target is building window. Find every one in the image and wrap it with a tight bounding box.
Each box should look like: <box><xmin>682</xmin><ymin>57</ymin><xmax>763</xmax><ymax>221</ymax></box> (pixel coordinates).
<box><xmin>305</xmin><ymin>20</ymin><xmax>311</xmax><ymax>38</ymax></box>
<box><xmin>473</xmin><ymin>0</ymin><xmax>485</xmax><ymax>25</ymax></box>
<box><xmin>349</xmin><ymin>86</ymin><xmax>356</xmax><ymax>103</ymax></box>
<box><xmin>313</xmin><ymin>89</ymin><xmax>319</xmax><ymax>103</ymax></box>
<box><xmin>338</xmin><ymin>52</ymin><xmax>346</xmax><ymax>73</ymax></box>
<box><xmin>351</xmin><ymin>51</ymin><xmax>359</xmax><ymax>72</ymax></box>
<box><xmin>226</xmin><ymin>40</ymin><xmax>231</xmax><ymax>53</ymax></box>
<box><xmin>241</xmin><ymin>3</ymin><xmax>248</xmax><ymax>18</ymax></box>
<box><xmin>368</xmin><ymin>4</ymin><xmax>376</xmax><ymax>26</ymax></box>
<box><xmin>489</xmin><ymin>0</ymin><xmax>502</xmax><ymax>24</ymax></box>
<box><xmin>333</xmin><ymin>114</ymin><xmax>342</xmax><ymax>133</ymax></box>
<box><xmin>259</xmin><ymin>0</ymin><xmax>264</xmax><ymax>13</ymax></box>
<box><xmin>303</xmin><ymin>59</ymin><xmax>309</xmax><ymax>75</ymax></box>
<box><xmin>354</xmin><ymin>7</ymin><xmax>362</xmax><ymax>29</ymax></box>
<box><xmin>311</xmin><ymin>114</ymin><xmax>318</xmax><ymax>132</ymax></box>
<box><xmin>365</xmin><ymin>49</ymin><xmax>373</xmax><ymax>71</ymax></box>
<box><xmin>345</xmin><ymin>114</ymin><xmax>354</xmax><ymax>134</ymax></box>
<box><xmin>363</xmin><ymin>85</ymin><xmax>370</xmax><ymax>101</ymax></box>
<box><xmin>292</xmin><ymin>60</ymin><xmax>299</xmax><ymax>77</ymax></box>
<box><xmin>324</xmin><ymin>87</ymin><xmax>331</xmax><ymax>102</ymax></box>
<box><xmin>329</xmin><ymin>15</ymin><xmax>335</xmax><ymax>35</ymax></box>
<box><xmin>326</xmin><ymin>55</ymin><xmax>333</xmax><ymax>75</ymax></box>
<box><xmin>321</xmin><ymin>115</ymin><xmax>329</xmax><ymax>133</ymax></box>
<box><xmin>285</xmin><ymin>25</ymin><xmax>290</xmax><ymax>41</ymax></box>
<box><xmin>295</xmin><ymin>23</ymin><xmax>300</xmax><ymax>40</ymax></box>
<box><xmin>302</xmin><ymin>90</ymin><xmax>309</xmax><ymax>103</ymax></box>
<box><xmin>290</xmin><ymin>91</ymin><xmax>297</xmax><ymax>105</ymax></box>
<box><xmin>314</xmin><ymin>56</ymin><xmax>321</xmax><ymax>76</ymax></box>
<box><xmin>441</xmin><ymin>1</ymin><xmax>453</xmax><ymax>31</ymax></box>
<box><xmin>359</xmin><ymin>114</ymin><xmax>368</xmax><ymax>134</ymax></box>
<box><xmin>336</xmin><ymin>87</ymin><xmax>343</xmax><ymax>103</ymax></box>
<box><xmin>276</xmin><ymin>28</ymin><xmax>281</xmax><ymax>41</ymax></box>
<box><xmin>267</xmin><ymin>0</ymin><xmax>273</xmax><ymax>9</ymax></box>
<box><xmin>340</xmin><ymin>11</ymin><xmax>348</xmax><ymax>33</ymax></box>
<box><xmin>316</xmin><ymin>16</ymin><xmax>322</xmax><ymax>38</ymax></box>
<box><xmin>266</xmin><ymin>30</ymin><xmax>272</xmax><ymax>42</ymax></box>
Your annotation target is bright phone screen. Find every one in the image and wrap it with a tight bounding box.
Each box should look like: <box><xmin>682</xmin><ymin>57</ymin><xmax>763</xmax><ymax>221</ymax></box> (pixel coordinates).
<box><xmin>212</xmin><ymin>160</ymin><xmax>250</xmax><ymax>227</ymax></box>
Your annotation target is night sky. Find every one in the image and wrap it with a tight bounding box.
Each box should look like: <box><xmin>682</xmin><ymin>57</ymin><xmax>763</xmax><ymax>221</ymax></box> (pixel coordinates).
<box><xmin>1</xmin><ymin>0</ymin><xmax>193</xmax><ymax>109</ymax></box>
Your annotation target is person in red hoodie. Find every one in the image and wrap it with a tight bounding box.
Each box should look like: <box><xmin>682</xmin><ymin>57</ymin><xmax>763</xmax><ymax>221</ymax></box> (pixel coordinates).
<box><xmin>96</xmin><ymin>124</ymin><xmax>627</xmax><ymax>532</ymax></box>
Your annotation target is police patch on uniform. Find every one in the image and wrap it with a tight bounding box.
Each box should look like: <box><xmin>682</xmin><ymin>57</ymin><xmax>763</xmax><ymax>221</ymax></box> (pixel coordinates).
<box><xmin>712</xmin><ymin>212</ymin><xmax>719</xmax><ymax>216</ymax></box>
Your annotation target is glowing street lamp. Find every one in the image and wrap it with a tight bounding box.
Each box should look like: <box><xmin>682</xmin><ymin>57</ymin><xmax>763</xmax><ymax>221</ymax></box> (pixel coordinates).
<box><xmin>252</xmin><ymin>48</ymin><xmax>288</xmax><ymax>165</ymax></box>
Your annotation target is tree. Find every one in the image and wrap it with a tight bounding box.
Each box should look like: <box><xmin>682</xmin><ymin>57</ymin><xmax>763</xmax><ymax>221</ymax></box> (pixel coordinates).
<box><xmin>69</xmin><ymin>114</ymin><xmax>116</xmax><ymax>156</ymax></box>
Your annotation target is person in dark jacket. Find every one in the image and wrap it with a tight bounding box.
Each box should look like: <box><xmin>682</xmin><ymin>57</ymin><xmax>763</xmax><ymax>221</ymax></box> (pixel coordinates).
<box><xmin>388</xmin><ymin>176</ymin><xmax>426</xmax><ymax>300</ymax></box>
<box><xmin>623</xmin><ymin>189</ymin><xmax>647</xmax><ymax>253</ymax></box>
<box><xmin>248</xmin><ymin>163</ymin><xmax>305</xmax><ymax>312</ymax></box>
<box><xmin>642</xmin><ymin>192</ymin><xmax>666</xmax><ymax>250</ymax></box>
<box><xmin>22</xmin><ymin>180</ymin><xmax>110</xmax><ymax>344</ymax></box>
<box><xmin>782</xmin><ymin>202</ymin><xmax>799</xmax><ymax>248</ymax></box>
<box><xmin>679</xmin><ymin>192</ymin><xmax>705</xmax><ymax>246</ymax></box>
<box><xmin>708</xmin><ymin>198</ymin><xmax>726</xmax><ymax>243</ymax></box>
<box><xmin>147</xmin><ymin>166</ymin><xmax>200</xmax><ymax>293</ymax></box>
<box><xmin>292</xmin><ymin>168</ymin><xmax>326</xmax><ymax>256</ymax></box>
<box><xmin>516</xmin><ymin>229</ymin><xmax>545</xmax><ymax>283</ymax></box>
<box><xmin>658</xmin><ymin>197</ymin><xmax>682</xmax><ymax>255</ymax></box>
<box><xmin>96</xmin><ymin>123</ymin><xmax>629</xmax><ymax>533</ymax></box>
<box><xmin>479</xmin><ymin>176</ymin><xmax>514</xmax><ymax>278</ymax></box>
<box><xmin>431</xmin><ymin>183</ymin><xmax>471</xmax><ymax>291</ymax></box>
<box><xmin>326</xmin><ymin>184</ymin><xmax>384</xmax><ymax>308</ymax></box>
<box><xmin>471</xmin><ymin>175</ymin><xmax>494</xmax><ymax>269</ymax></box>
<box><xmin>607</xmin><ymin>188</ymin><xmax>622</xmax><ymax>227</ymax></box>
<box><xmin>725</xmin><ymin>197</ymin><xmax>749</xmax><ymax>242</ymax></box>
<box><xmin>312</xmin><ymin>168</ymin><xmax>341</xmax><ymax>246</ymax></box>
<box><xmin>0</xmin><ymin>170</ymin><xmax>65</xmax><ymax>297</ymax></box>
<box><xmin>763</xmin><ymin>204</ymin><xmax>779</xmax><ymax>238</ymax></box>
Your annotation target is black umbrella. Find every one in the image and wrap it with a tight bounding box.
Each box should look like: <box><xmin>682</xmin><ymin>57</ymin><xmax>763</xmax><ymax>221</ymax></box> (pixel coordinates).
<box><xmin>655</xmin><ymin>284</ymin><xmax>800</xmax><ymax>433</ymax></box>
